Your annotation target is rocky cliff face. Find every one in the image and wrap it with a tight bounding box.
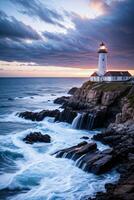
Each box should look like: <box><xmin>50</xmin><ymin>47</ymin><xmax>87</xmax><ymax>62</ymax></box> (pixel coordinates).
<box><xmin>18</xmin><ymin>80</ymin><xmax>134</xmax><ymax>200</ymax></box>
<box><xmin>19</xmin><ymin>80</ymin><xmax>134</xmax><ymax>131</ymax></box>
<box><xmin>64</xmin><ymin>81</ymin><xmax>134</xmax><ymax>130</ymax></box>
<box><xmin>68</xmin><ymin>81</ymin><xmax>131</xmax><ymax>108</ymax></box>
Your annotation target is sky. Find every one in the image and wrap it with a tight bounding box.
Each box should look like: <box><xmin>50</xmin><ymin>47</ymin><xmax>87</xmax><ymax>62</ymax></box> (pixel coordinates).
<box><xmin>0</xmin><ymin>0</ymin><xmax>134</xmax><ymax>77</ymax></box>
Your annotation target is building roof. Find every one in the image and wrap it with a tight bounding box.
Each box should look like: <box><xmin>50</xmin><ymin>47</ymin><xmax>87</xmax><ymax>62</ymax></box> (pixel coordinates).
<box><xmin>90</xmin><ymin>72</ymin><xmax>99</xmax><ymax>77</ymax></box>
<box><xmin>104</xmin><ymin>71</ymin><xmax>132</xmax><ymax>77</ymax></box>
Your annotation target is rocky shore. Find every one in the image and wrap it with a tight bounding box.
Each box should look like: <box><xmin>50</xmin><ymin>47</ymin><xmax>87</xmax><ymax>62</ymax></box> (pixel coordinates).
<box><xmin>18</xmin><ymin>80</ymin><xmax>134</xmax><ymax>200</ymax></box>
<box><xmin>89</xmin><ymin>129</ymin><xmax>134</xmax><ymax>200</ymax></box>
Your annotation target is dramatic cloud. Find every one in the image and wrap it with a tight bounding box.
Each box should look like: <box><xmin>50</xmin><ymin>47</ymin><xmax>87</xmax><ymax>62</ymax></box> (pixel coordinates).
<box><xmin>10</xmin><ymin>0</ymin><xmax>65</xmax><ymax>28</ymax></box>
<box><xmin>89</xmin><ymin>0</ymin><xmax>110</xmax><ymax>16</ymax></box>
<box><xmin>0</xmin><ymin>10</ymin><xmax>40</xmax><ymax>40</ymax></box>
<box><xmin>42</xmin><ymin>0</ymin><xmax>134</xmax><ymax>68</ymax></box>
<box><xmin>0</xmin><ymin>0</ymin><xmax>134</xmax><ymax>70</ymax></box>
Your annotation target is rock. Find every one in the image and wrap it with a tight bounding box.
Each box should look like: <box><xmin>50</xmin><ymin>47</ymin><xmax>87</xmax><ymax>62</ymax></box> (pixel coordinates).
<box><xmin>53</xmin><ymin>80</ymin><xmax>134</xmax><ymax>199</ymax></box>
<box><xmin>8</xmin><ymin>98</ymin><xmax>14</xmax><ymax>101</ymax></box>
<box><xmin>87</xmin><ymin>126</ymin><xmax>134</xmax><ymax>200</ymax></box>
<box><xmin>82</xmin><ymin>152</ymin><xmax>104</xmax><ymax>170</ymax></box>
<box><xmin>76</xmin><ymin>143</ymin><xmax>97</xmax><ymax>156</ymax></box>
<box><xmin>77</xmin><ymin>141</ymin><xmax>88</xmax><ymax>147</ymax></box>
<box><xmin>23</xmin><ymin>132</ymin><xmax>51</xmax><ymax>144</ymax></box>
<box><xmin>68</xmin><ymin>87</ymin><xmax>78</xmax><ymax>95</ymax></box>
<box><xmin>55</xmin><ymin>141</ymin><xmax>88</xmax><ymax>158</ymax></box>
<box><xmin>64</xmin><ymin>81</ymin><xmax>134</xmax><ymax>130</ymax></box>
<box><xmin>18</xmin><ymin>109</ymin><xmax>60</xmax><ymax>121</ymax></box>
<box><xmin>101</xmin><ymin>148</ymin><xmax>113</xmax><ymax>155</ymax></box>
<box><xmin>55</xmin><ymin>107</ymin><xmax>77</xmax><ymax>123</ymax></box>
<box><xmin>54</xmin><ymin>96</ymin><xmax>70</xmax><ymax>105</ymax></box>
<box><xmin>91</xmin><ymin>155</ymin><xmax>113</xmax><ymax>174</ymax></box>
<box><xmin>56</xmin><ymin>141</ymin><xmax>114</xmax><ymax>175</ymax></box>
<box><xmin>80</xmin><ymin>136</ymin><xmax>89</xmax><ymax>140</ymax></box>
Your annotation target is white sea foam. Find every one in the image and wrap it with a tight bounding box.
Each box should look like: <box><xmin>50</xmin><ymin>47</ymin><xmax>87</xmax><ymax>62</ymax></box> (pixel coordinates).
<box><xmin>0</xmin><ymin>112</ymin><xmax>34</xmax><ymax>123</ymax></box>
<box><xmin>0</xmin><ymin>116</ymin><xmax>119</xmax><ymax>200</ymax></box>
<box><xmin>0</xmin><ymin>78</ymin><xmax>119</xmax><ymax>200</ymax></box>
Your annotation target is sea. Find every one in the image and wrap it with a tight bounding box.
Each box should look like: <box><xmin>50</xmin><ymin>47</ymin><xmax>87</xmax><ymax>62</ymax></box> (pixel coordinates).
<box><xmin>0</xmin><ymin>78</ymin><xmax>119</xmax><ymax>200</ymax></box>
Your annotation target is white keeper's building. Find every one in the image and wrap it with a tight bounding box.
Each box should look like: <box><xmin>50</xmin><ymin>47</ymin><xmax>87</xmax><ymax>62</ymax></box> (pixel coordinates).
<box><xmin>90</xmin><ymin>42</ymin><xmax>132</xmax><ymax>82</ymax></box>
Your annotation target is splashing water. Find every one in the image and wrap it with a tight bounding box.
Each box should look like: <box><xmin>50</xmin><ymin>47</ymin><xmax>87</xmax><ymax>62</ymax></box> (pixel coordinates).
<box><xmin>0</xmin><ymin>78</ymin><xmax>119</xmax><ymax>200</ymax></box>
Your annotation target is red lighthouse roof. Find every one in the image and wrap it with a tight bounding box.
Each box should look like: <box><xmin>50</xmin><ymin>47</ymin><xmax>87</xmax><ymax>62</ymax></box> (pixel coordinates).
<box><xmin>104</xmin><ymin>71</ymin><xmax>132</xmax><ymax>77</ymax></box>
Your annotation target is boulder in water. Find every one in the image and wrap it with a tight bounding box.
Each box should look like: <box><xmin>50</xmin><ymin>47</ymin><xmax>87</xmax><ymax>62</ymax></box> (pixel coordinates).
<box><xmin>23</xmin><ymin>132</ymin><xmax>51</xmax><ymax>144</ymax></box>
<box><xmin>80</xmin><ymin>136</ymin><xmax>89</xmax><ymax>140</ymax></box>
<box><xmin>18</xmin><ymin>109</ymin><xmax>60</xmax><ymax>121</ymax></box>
<box><xmin>8</xmin><ymin>98</ymin><xmax>14</xmax><ymax>101</ymax></box>
<box><xmin>90</xmin><ymin>155</ymin><xmax>113</xmax><ymax>174</ymax></box>
<box><xmin>55</xmin><ymin>141</ymin><xmax>114</xmax><ymax>174</ymax></box>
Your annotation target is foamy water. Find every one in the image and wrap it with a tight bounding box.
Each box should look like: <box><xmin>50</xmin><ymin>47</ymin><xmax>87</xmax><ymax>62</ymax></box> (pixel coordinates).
<box><xmin>0</xmin><ymin>78</ymin><xmax>119</xmax><ymax>200</ymax></box>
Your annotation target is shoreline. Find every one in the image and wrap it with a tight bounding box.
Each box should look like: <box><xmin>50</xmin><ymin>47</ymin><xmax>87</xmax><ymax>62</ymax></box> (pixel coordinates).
<box><xmin>18</xmin><ymin>80</ymin><xmax>134</xmax><ymax>200</ymax></box>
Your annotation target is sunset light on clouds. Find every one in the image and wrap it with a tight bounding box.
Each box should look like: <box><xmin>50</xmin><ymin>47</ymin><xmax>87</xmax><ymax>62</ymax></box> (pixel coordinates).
<box><xmin>0</xmin><ymin>0</ymin><xmax>134</xmax><ymax>77</ymax></box>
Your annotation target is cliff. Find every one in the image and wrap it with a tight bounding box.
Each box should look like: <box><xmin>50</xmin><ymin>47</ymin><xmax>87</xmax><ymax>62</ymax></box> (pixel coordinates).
<box><xmin>18</xmin><ymin>80</ymin><xmax>134</xmax><ymax>200</ymax></box>
<box><xmin>19</xmin><ymin>80</ymin><xmax>134</xmax><ymax>131</ymax></box>
<box><xmin>61</xmin><ymin>81</ymin><xmax>134</xmax><ymax>131</ymax></box>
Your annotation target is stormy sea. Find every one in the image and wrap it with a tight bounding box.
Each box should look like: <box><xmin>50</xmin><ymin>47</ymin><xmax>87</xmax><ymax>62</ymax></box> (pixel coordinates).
<box><xmin>0</xmin><ymin>78</ymin><xmax>119</xmax><ymax>200</ymax></box>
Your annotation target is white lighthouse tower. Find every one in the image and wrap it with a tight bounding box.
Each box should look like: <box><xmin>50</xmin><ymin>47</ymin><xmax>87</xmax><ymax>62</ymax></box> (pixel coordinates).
<box><xmin>98</xmin><ymin>42</ymin><xmax>108</xmax><ymax>76</ymax></box>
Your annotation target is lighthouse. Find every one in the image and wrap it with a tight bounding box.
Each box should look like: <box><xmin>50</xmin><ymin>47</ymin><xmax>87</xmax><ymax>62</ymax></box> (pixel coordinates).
<box><xmin>98</xmin><ymin>42</ymin><xmax>108</xmax><ymax>76</ymax></box>
<box><xmin>89</xmin><ymin>42</ymin><xmax>132</xmax><ymax>82</ymax></box>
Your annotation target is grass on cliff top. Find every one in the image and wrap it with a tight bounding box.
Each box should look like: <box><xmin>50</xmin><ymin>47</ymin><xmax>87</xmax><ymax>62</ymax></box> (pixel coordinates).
<box><xmin>127</xmin><ymin>94</ymin><xmax>134</xmax><ymax>106</ymax></box>
<box><xmin>95</xmin><ymin>82</ymin><xmax>132</xmax><ymax>92</ymax></box>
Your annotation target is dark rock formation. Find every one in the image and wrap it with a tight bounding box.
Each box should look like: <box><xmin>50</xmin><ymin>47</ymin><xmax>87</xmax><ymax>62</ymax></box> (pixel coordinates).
<box><xmin>8</xmin><ymin>98</ymin><xmax>14</xmax><ymax>101</ymax></box>
<box><xmin>88</xmin><ymin>128</ymin><xmax>134</xmax><ymax>200</ymax></box>
<box><xmin>55</xmin><ymin>142</ymin><xmax>115</xmax><ymax>175</ymax></box>
<box><xmin>88</xmin><ymin>160</ymin><xmax>134</xmax><ymax>200</ymax></box>
<box><xmin>55</xmin><ymin>107</ymin><xmax>77</xmax><ymax>123</ymax></box>
<box><xmin>54</xmin><ymin>96</ymin><xmax>70</xmax><ymax>105</ymax></box>
<box><xmin>80</xmin><ymin>136</ymin><xmax>89</xmax><ymax>140</ymax></box>
<box><xmin>68</xmin><ymin>87</ymin><xmax>78</xmax><ymax>95</ymax></box>
<box><xmin>23</xmin><ymin>132</ymin><xmax>51</xmax><ymax>144</ymax></box>
<box><xmin>71</xmin><ymin>109</ymin><xmax>107</xmax><ymax>130</ymax></box>
<box><xmin>18</xmin><ymin>109</ymin><xmax>60</xmax><ymax>121</ymax></box>
<box><xmin>18</xmin><ymin>80</ymin><xmax>134</xmax><ymax>199</ymax></box>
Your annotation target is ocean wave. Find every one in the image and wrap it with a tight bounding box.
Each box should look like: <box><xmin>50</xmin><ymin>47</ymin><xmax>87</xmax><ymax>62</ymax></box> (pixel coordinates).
<box><xmin>0</xmin><ymin>112</ymin><xmax>35</xmax><ymax>124</ymax></box>
<box><xmin>0</xmin><ymin>117</ymin><xmax>120</xmax><ymax>200</ymax></box>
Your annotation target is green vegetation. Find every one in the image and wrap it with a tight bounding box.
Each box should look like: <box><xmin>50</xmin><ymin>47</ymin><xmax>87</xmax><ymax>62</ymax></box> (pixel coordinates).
<box><xmin>94</xmin><ymin>82</ymin><xmax>132</xmax><ymax>92</ymax></box>
<box><xmin>82</xmin><ymin>80</ymin><xmax>95</xmax><ymax>90</ymax></box>
<box><xmin>127</xmin><ymin>94</ymin><xmax>134</xmax><ymax>106</ymax></box>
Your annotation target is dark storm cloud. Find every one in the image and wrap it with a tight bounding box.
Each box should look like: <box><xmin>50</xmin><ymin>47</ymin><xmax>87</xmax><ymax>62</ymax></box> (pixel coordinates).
<box><xmin>0</xmin><ymin>10</ymin><xmax>40</xmax><ymax>40</ymax></box>
<box><xmin>43</xmin><ymin>0</ymin><xmax>134</xmax><ymax>68</ymax></box>
<box><xmin>10</xmin><ymin>0</ymin><xmax>65</xmax><ymax>28</ymax></box>
<box><xmin>0</xmin><ymin>0</ymin><xmax>134</xmax><ymax>69</ymax></box>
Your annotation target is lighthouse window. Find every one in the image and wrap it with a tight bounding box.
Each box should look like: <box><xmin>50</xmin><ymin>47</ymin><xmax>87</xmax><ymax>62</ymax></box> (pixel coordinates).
<box><xmin>102</xmin><ymin>59</ymin><xmax>104</xmax><ymax>61</ymax></box>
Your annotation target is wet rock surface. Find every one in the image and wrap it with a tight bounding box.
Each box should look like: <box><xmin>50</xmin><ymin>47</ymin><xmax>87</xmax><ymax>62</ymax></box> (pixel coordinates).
<box><xmin>87</xmin><ymin>129</ymin><xmax>134</xmax><ymax>200</ymax></box>
<box><xmin>54</xmin><ymin>96</ymin><xmax>70</xmax><ymax>105</ymax></box>
<box><xmin>18</xmin><ymin>109</ymin><xmax>60</xmax><ymax>121</ymax></box>
<box><xmin>55</xmin><ymin>142</ymin><xmax>115</xmax><ymax>175</ymax></box>
<box><xmin>68</xmin><ymin>87</ymin><xmax>78</xmax><ymax>95</ymax></box>
<box><xmin>80</xmin><ymin>136</ymin><xmax>89</xmax><ymax>140</ymax></box>
<box><xmin>18</xmin><ymin>81</ymin><xmax>134</xmax><ymax>199</ymax></box>
<box><xmin>55</xmin><ymin>107</ymin><xmax>77</xmax><ymax>123</ymax></box>
<box><xmin>23</xmin><ymin>132</ymin><xmax>51</xmax><ymax>144</ymax></box>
